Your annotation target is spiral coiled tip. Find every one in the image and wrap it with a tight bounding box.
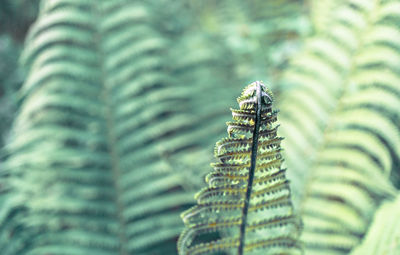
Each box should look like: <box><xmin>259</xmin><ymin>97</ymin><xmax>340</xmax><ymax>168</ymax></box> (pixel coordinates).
<box><xmin>237</xmin><ymin>81</ymin><xmax>273</xmax><ymax>110</ymax></box>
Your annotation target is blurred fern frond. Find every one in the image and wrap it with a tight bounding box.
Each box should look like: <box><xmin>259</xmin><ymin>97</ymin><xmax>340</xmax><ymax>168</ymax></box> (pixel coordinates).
<box><xmin>308</xmin><ymin>0</ymin><xmax>346</xmax><ymax>33</ymax></box>
<box><xmin>167</xmin><ymin>33</ymin><xmax>238</xmax><ymax>188</ymax></box>
<box><xmin>278</xmin><ymin>0</ymin><xmax>400</xmax><ymax>254</ymax></box>
<box><xmin>178</xmin><ymin>81</ymin><xmax>302</xmax><ymax>255</ymax></box>
<box><xmin>1</xmin><ymin>0</ymin><xmax>203</xmax><ymax>254</ymax></box>
<box><xmin>0</xmin><ymin>4</ymin><xmax>40</xmax><ymax>251</ymax></box>
<box><xmin>280</xmin><ymin>0</ymin><xmax>400</xmax><ymax>203</ymax></box>
<box><xmin>349</xmin><ymin>194</ymin><xmax>400</xmax><ymax>255</ymax></box>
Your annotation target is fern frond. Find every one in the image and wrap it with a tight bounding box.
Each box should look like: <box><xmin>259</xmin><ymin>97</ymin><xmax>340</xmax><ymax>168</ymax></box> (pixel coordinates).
<box><xmin>278</xmin><ymin>0</ymin><xmax>400</xmax><ymax>254</ymax></box>
<box><xmin>350</xmin><ymin>195</ymin><xmax>400</xmax><ymax>255</ymax></box>
<box><xmin>2</xmin><ymin>0</ymin><xmax>199</xmax><ymax>254</ymax></box>
<box><xmin>178</xmin><ymin>81</ymin><xmax>302</xmax><ymax>255</ymax></box>
<box><xmin>166</xmin><ymin>33</ymin><xmax>239</xmax><ymax>189</ymax></box>
<box><xmin>308</xmin><ymin>0</ymin><xmax>346</xmax><ymax>33</ymax></box>
<box><xmin>280</xmin><ymin>0</ymin><xmax>400</xmax><ymax>202</ymax></box>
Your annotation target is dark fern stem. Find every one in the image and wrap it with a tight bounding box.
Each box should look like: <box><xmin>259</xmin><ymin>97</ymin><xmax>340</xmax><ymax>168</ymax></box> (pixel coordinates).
<box><xmin>178</xmin><ymin>81</ymin><xmax>302</xmax><ymax>255</ymax></box>
<box><xmin>238</xmin><ymin>82</ymin><xmax>263</xmax><ymax>255</ymax></box>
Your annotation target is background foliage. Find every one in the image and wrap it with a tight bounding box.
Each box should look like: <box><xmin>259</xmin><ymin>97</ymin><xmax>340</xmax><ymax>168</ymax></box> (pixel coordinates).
<box><xmin>0</xmin><ymin>0</ymin><xmax>399</xmax><ymax>254</ymax></box>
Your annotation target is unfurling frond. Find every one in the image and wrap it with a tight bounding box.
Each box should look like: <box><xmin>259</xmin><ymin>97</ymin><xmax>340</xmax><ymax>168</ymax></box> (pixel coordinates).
<box><xmin>178</xmin><ymin>81</ymin><xmax>302</xmax><ymax>255</ymax></box>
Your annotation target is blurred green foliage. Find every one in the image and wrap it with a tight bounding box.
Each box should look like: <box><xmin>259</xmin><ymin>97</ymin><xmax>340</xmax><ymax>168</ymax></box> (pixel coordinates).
<box><xmin>0</xmin><ymin>0</ymin><xmax>39</xmax><ymax>147</ymax></box>
<box><xmin>0</xmin><ymin>35</ymin><xmax>22</xmax><ymax>147</ymax></box>
<box><xmin>0</xmin><ymin>0</ymin><xmax>39</xmax><ymax>40</ymax></box>
<box><xmin>0</xmin><ymin>0</ymin><xmax>399</xmax><ymax>255</ymax></box>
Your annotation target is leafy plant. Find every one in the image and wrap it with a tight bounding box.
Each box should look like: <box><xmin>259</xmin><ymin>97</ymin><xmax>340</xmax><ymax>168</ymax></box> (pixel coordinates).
<box><xmin>3</xmin><ymin>1</ymin><xmax>197</xmax><ymax>254</ymax></box>
<box><xmin>350</xmin><ymin>195</ymin><xmax>400</xmax><ymax>255</ymax></box>
<box><xmin>0</xmin><ymin>0</ymin><xmax>400</xmax><ymax>254</ymax></box>
<box><xmin>178</xmin><ymin>81</ymin><xmax>302</xmax><ymax>255</ymax></box>
<box><xmin>277</xmin><ymin>0</ymin><xmax>400</xmax><ymax>253</ymax></box>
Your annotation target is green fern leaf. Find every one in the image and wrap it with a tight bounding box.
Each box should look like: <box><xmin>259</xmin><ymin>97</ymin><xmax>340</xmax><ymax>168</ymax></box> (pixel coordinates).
<box><xmin>350</xmin><ymin>195</ymin><xmax>400</xmax><ymax>255</ymax></box>
<box><xmin>1</xmin><ymin>0</ymin><xmax>199</xmax><ymax>254</ymax></box>
<box><xmin>309</xmin><ymin>0</ymin><xmax>346</xmax><ymax>33</ymax></box>
<box><xmin>277</xmin><ymin>0</ymin><xmax>400</xmax><ymax>254</ymax></box>
<box><xmin>178</xmin><ymin>81</ymin><xmax>302</xmax><ymax>255</ymax></box>
<box><xmin>166</xmin><ymin>32</ymin><xmax>239</xmax><ymax>190</ymax></box>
